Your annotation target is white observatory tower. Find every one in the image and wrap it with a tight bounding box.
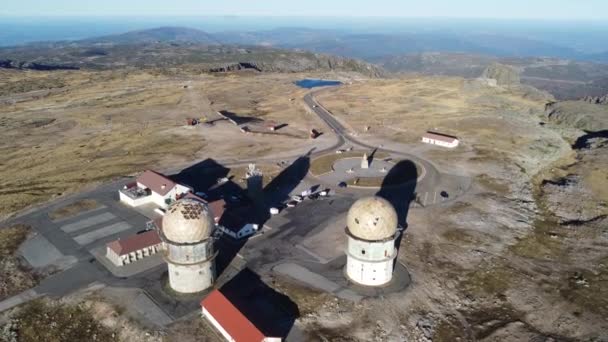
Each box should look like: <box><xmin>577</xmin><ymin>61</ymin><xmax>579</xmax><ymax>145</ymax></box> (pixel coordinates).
<box><xmin>345</xmin><ymin>196</ymin><xmax>399</xmax><ymax>286</ymax></box>
<box><xmin>160</xmin><ymin>198</ymin><xmax>217</xmax><ymax>293</ymax></box>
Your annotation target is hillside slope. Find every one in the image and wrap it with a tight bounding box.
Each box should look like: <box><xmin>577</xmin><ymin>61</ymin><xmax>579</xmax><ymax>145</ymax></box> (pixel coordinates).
<box><xmin>0</xmin><ymin>27</ymin><xmax>385</xmax><ymax>77</ymax></box>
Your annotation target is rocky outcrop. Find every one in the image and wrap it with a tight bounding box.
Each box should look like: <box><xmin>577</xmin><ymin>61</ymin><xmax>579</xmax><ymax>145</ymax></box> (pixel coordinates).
<box><xmin>541</xmin><ymin>175</ymin><xmax>605</xmax><ymax>224</ymax></box>
<box><xmin>544</xmin><ymin>101</ymin><xmax>608</xmax><ymax>132</ymax></box>
<box><xmin>581</xmin><ymin>94</ymin><xmax>608</xmax><ymax>105</ymax></box>
<box><xmin>481</xmin><ymin>63</ymin><xmax>520</xmax><ymax>86</ymax></box>
<box><xmin>0</xmin><ymin>59</ymin><xmax>79</xmax><ymax>71</ymax></box>
<box><xmin>208</xmin><ymin>62</ymin><xmax>261</xmax><ymax>73</ymax></box>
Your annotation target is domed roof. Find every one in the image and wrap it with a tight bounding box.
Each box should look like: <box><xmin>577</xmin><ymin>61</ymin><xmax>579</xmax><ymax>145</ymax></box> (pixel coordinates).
<box><xmin>346</xmin><ymin>196</ymin><xmax>398</xmax><ymax>241</ymax></box>
<box><xmin>161</xmin><ymin>199</ymin><xmax>215</xmax><ymax>243</ymax></box>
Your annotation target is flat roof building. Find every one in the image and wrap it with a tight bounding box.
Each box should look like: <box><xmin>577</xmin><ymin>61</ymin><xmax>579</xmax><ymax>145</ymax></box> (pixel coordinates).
<box><xmin>119</xmin><ymin>170</ymin><xmax>192</xmax><ymax>208</ymax></box>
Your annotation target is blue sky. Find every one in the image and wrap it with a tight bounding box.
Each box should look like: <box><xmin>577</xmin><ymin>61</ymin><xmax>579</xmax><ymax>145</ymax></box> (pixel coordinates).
<box><xmin>2</xmin><ymin>0</ymin><xmax>608</xmax><ymax>19</ymax></box>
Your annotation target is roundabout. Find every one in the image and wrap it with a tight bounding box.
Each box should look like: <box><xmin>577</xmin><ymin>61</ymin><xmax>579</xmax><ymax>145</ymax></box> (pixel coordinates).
<box><xmin>310</xmin><ymin>151</ymin><xmax>425</xmax><ymax>189</ymax></box>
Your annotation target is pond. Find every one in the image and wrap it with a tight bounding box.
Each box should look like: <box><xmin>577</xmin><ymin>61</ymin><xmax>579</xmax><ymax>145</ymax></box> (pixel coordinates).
<box><xmin>294</xmin><ymin>79</ymin><xmax>342</xmax><ymax>89</ymax></box>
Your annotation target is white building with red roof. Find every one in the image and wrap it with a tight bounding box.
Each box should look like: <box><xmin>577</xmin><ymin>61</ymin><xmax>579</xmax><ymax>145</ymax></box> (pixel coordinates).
<box><xmin>119</xmin><ymin>170</ymin><xmax>192</xmax><ymax>208</ymax></box>
<box><xmin>105</xmin><ymin>230</ymin><xmax>162</xmax><ymax>266</ymax></box>
<box><xmin>421</xmin><ymin>131</ymin><xmax>460</xmax><ymax>148</ymax></box>
<box><xmin>201</xmin><ymin>290</ymin><xmax>281</xmax><ymax>342</ymax></box>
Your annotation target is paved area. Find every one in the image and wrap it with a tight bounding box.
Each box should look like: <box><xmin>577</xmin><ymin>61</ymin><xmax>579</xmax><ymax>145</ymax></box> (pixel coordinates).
<box><xmin>333</xmin><ymin>157</ymin><xmax>395</xmax><ymax>178</ymax></box>
<box><xmin>73</xmin><ymin>221</ymin><xmax>132</xmax><ymax>245</ymax></box>
<box><xmin>60</xmin><ymin>212</ymin><xmax>117</xmax><ymax>233</ymax></box>
<box><xmin>19</xmin><ymin>233</ymin><xmax>65</xmax><ymax>268</ymax></box>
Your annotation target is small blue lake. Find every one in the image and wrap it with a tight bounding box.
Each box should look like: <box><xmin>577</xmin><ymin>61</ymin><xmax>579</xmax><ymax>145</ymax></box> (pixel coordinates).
<box><xmin>294</xmin><ymin>79</ymin><xmax>343</xmax><ymax>89</ymax></box>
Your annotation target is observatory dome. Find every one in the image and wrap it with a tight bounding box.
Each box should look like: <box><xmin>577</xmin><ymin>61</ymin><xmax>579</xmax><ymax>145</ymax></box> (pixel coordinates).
<box><xmin>162</xmin><ymin>199</ymin><xmax>214</xmax><ymax>244</ymax></box>
<box><xmin>346</xmin><ymin>196</ymin><xmax>398</xmax><ymax>241</ymax></box>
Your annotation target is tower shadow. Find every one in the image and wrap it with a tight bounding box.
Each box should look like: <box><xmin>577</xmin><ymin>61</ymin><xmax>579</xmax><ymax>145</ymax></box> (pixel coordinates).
<box><xmin>260</xmin><ymin>149</ymin><xmax>312</xmax><ymax>223</ymax></box>
<box><xmin>219</xmin><ymin>268</ymin><xmax>299</xmax><ymax>339</ymax></box>
<box><xmin>375</xmin><ymin>160</ymin><xmax>418</xmax><ymax>252</ymax></box>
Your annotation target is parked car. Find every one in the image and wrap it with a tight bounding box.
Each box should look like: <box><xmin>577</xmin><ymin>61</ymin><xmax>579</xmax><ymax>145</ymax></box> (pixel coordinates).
<box><xmin>338</xmin><ymin>182</ymin><xmax>347</xmax><ymax>188</ymax></box>
<box><xmin>286</xmin><ymin>201</ymin><xmax>298</xmax><ymax>208</ymax></box>
<box><xmin>270</xmin><ymin>207</ymin><xmax>280</xmax><ymax>215</ymax></box>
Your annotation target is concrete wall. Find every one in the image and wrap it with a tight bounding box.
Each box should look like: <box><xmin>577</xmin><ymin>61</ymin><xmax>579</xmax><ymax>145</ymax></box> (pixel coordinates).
<box><xmin>345</xmin><ymin>236</ymin><xmax>396</xmax><ymax>286</ymax></box>
<box><xmin>169</xmin><ymin>261</ymin><xmax>215</xmax><ymax>293</ymax></box>
<box><xmin>106</xmin><ymin>244</ymin><xmax>161</xmax><ymax>267</ymax></box>
<box><xmin>118</xmin><ymin>191</ymin><xmax>152</xmax><ymax>207</ymax></box>
<box><xmin>421</xmin><ymin>137</ymin><xmax>459</xmax><ymax>148</ymax></box>
<box><xmin>165</xmin><ymin>241</ymin><xmax>214</xmax><ymax>264</ymax></box>
<box><xmin>347</xmin><ymin>237</ymin><xmax>395</xmax><ymax>261</ymax></box>
<box><xmin>346</xmin><ymin>255</ymin><xmax>394</xmax><ymax>286</ymax></box>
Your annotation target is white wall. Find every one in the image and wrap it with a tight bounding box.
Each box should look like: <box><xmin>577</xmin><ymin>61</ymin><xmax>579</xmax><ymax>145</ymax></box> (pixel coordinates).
<box><xmin>421</xmin><ymin>137</ymin><xmax>459</xmax><ymax>148</ymax></box>
<box><xmin>168</xmin><ymin>261</ymin><xmax>215</xmax><ymax>293</ymax></box>
<box><xmin>345</xmin><ymin>236</ymin><xmax>397</xmax><ymax>286</ymax></box>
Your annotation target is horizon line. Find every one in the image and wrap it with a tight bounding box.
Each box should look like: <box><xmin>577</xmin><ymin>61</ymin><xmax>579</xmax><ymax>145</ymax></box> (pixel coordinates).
<box><xmin>0</xmin><ymin>14</ymin><xmax>607</xmax><ymax>22</ymax></box>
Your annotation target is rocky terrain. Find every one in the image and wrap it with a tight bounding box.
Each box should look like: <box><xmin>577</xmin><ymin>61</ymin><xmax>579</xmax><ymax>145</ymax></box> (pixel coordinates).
<box><xmin>378</xmin><ymin>52</ymin><xmax>608</xmax><ymax>100</ymax></box>
<box><xmin>311</xmin><ymin>73</ymin><xmax>608</xmax><ymax>341</ymax></box>
<box><xmin>0</xmin><ymin>28</ymin><xmax>383</xmax><ymax>77</ymax></box>
<box><xmin>582</xmin><ymin>94</ymin><xmax>608</xmax><ymax>105</ymax></box>
<box><xmin>545</xmin><ymin>100</ymin><xmax>608</xmax><ymax>131</ymax></box>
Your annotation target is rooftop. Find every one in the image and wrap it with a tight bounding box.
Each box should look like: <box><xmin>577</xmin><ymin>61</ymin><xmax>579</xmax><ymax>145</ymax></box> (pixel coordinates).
<box><xmin>106</xmin><ymin>230</ymin><xmax>161</xmax><ymax>256</ymax></box>
<box><xmin>201</xmin><ymin>290</ymin><xmax>266</xmax><ymax>342</ymax></box>
<box><xmin>423</xmin><ymin>131</ymin><xmax>459</xmax><ymax>143</ymax></box>
<box><xmin>136</xmin><ymin>170</ymin><xmax>177</xmax><ymax>196</ymax></box>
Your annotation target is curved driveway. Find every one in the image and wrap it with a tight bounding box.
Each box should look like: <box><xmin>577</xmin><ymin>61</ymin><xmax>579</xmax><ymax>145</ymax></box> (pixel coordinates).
<box><xmin>303</xmin><ymin>90</ymin><xmax>440</xmax><ymax>190</ymax></box>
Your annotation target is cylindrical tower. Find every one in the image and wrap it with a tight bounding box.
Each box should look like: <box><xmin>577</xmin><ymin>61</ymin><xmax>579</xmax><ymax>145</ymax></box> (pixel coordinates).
<box><xmin>160</xmin><ymin>198</ymin><xmax>217</xmax><ymax>293</ymax></box>
<box><xmin>345</xmin><ymin>196</ymin><xmax>398</xmax><ymax>286</ymax></box>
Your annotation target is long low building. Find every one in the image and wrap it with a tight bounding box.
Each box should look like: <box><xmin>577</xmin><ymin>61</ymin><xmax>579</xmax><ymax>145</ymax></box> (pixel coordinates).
<box><xmin>201</xmin><ymin>290</ymin><xmax>281</xmax><ymax>342</ymax></box>
<box><xmin>421</xmin><ymin>131</ymin><xmax>459</xmax><ymax>148</ymax></box>
<box><xmin>105</xmin><ymin>230</ymin><xmax>162</xmax><ymax>266</ymax></box>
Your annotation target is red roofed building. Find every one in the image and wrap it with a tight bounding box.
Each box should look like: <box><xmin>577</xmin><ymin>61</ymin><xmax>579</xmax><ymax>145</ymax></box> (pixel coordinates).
<box><xmin>421</xmin><ymin>131</ymin><xmax>460</xmax><ymax>148</ymax></box>
<box><xmin>105</xmin><ymin>230</ymin><xmax>162</xmax><ymax>266</ymax></box>
<box><xmin>119</xmin><ymin>170</ymin><xmax>192</xmax><ymax>208</ymax></box>
<box><xmin>201</xmin><ymin>290</ymin><xmax>281</xmax><ymax>342</ymax></box>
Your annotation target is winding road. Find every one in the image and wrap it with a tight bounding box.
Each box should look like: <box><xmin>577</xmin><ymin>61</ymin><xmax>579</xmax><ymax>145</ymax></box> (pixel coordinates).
<box><xmin>303</xmin><ymin>89</ymin><xmax>441</xmax><ymax>191</ymax></box>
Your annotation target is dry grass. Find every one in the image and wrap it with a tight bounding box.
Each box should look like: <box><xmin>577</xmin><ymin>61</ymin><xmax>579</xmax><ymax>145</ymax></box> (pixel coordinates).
<box><xmin>316</xmin><ymin>76</ymin><xmax>566</xmax><ymax>175</ymax></box>
<box><xmin>0</xmin><ymin>69</ymin><xmax>335</xmax><ymax>218</ymax></box>
<box><xmin>48</xmin><ymin>199</ymin><xmax>99</xmax><ymax>221</ymax></box>
<box><xmin>310</xmin><ymin>151</ymin><xmax>389</xmax><ymax>175</ymax></box>
<box><xmin>2</xmin><ymin>298</ymin><xmax>116</xmax><ymax>342</ymax></box>
<box><xmin>0</xmin><ymin>224</ymin><xmax>37</xmax><ymax>301</ymax></box>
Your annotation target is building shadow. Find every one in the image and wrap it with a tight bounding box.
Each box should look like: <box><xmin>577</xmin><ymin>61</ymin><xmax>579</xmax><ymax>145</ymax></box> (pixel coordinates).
<box><xmin>368</xmin><ymin>147</ymin><xmax>378</xmax><ymax>165</ymax></box>
<box><xmin>262</xmin><ymin>149</ymin><xmax>312</xmax><ymax>214</ymax></box>
<box><xmin>218</xmin><ymin>110</ymin><xmax>263</xmax><ymax>126</ymax></box>
<box><xmin>219</xmin><ymin>268</ymin><xmax>299</xmax><ymax>339</ymax></box>
<box><xmin>375</xmin><ymin>160</ymin><xmax>418</xmax><ymax>252</ymax></box>
<box><xmin>170</xmin><ymin>158</ymin><xmax>230</xmax><ymax>194</ymax></box>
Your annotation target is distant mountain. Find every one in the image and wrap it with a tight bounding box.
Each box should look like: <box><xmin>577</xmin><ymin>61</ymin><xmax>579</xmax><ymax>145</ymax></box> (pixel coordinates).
<box><xmin>213</xmin><ymin>28</ymin><xmax>593</xmax><ymax>62</ymax></box>
<box><xmin>80</xmin><ymin>27</ymin><xmax>221</xmax><ymax>45</ymax></box>
<box><xmin>0</xmin><ymin>35</ymin><xmax>384</xmax><ymax>77</ymax></box>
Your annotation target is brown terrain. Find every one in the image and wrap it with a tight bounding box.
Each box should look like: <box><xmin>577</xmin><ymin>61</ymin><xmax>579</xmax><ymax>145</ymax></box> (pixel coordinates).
<box><xmin>306</xmin><ymin>72</ymin><xmax>608</xmax><ymax>341</ymax></box>
<box><xmin>0</xmin><ymin>60</ymin><xmax>607</xmax><ymax>341</ymax></box>
<box><xmin>0</xmin><ymin>68</ymin><xmax>350</xmax><ymax>219</ymax></box>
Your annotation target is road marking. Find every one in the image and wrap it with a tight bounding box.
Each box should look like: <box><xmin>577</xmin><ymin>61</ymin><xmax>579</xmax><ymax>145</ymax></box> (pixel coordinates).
<box><xmin>433</xmin><ymin>191</ymin><xmax>437</xmax><ymax>204</ymax></box>
<box><xmin>73</xmin><ymin>221</ymin><xmax>132</xmax><ymax>245</ymax></box>
<box><xmin>423</xmin><ymin>192</ymin><xmax>428</xmax><ymax>206</ymax></box>
<box><xmin>60</xmin><ymin>212</ymin><xmax>116</xmax><ymax>233</ymax></box>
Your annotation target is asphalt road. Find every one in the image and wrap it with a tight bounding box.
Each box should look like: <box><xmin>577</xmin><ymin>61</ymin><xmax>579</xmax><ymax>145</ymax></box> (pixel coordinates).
<box><xmin>303</xmin><ymin>90</ymin><xmax>441</xmax><ymax>194</ymax></box>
